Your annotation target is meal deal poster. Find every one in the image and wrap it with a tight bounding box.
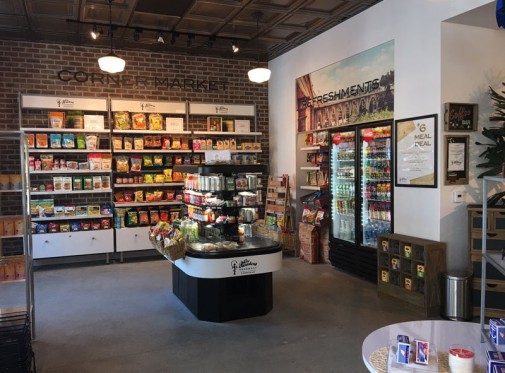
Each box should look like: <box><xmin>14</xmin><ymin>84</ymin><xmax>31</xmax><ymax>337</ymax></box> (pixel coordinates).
<box><xmin>395</xmin><ymin>115</ymin><xmax>437</xmax><ymax>188</ymax></box>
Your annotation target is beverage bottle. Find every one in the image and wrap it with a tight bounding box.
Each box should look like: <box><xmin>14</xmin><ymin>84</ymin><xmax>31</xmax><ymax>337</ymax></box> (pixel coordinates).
<box><xmin>386</xmin><ymin>182</ymin><xmax>391</xmax><ymax>201</ymax></box>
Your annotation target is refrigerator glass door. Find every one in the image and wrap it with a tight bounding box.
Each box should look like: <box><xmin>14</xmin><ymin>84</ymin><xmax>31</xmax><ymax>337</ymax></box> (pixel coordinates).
<box><xmin>330</xmin><ymin>130</ymin><xmax>356</xmax><ymax>243</ymax></box>
<box><xmin>360</xmin><ymin>125</ymin><xmax>392</xmax><ymax>248</ymax></box>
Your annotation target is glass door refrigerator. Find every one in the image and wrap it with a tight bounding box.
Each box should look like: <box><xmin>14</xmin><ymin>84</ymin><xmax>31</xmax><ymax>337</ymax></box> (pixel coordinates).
<box><xmin>329</xmin><ymin>121</ymin><xmax>393</xmax><ymax>282</ymax></box>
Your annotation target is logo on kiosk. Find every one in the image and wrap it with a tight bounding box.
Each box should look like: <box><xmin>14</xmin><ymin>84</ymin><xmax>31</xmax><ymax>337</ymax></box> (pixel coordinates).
<box><xmin>56</xmin><ymin>99</ymin><xmax>75</xmax><ymax>108</ymax></box>
<box><xmin>231</xmin><ymin>258</ymin><xmax>258</xmax><ymax>276</ymax></box>
<box><xmin>215</xmin><ymin>106</ymin><xmax>229</xmax><ymax>114</ymax></box>
<box><xmin>140</xmin><ymin>102</ymin><xmax>156</xmax><ymax>111</ymax></box>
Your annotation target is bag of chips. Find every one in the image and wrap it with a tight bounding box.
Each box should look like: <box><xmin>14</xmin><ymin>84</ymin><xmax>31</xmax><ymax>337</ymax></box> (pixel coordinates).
<box><xmin>130</xmin><ymin>155</ymin><xmax>142</xmax><ymax>172</ymax></box>
<box><xmin>134</xmin><ymin>190</ymin><xmax>144</xmax><ymax>203</ymax></box>
<box><xmin>143</xmin><ymin>155</ymin><xmax>153</xmax><ymax>168</ymax></box>
<box><xmin>114</xmin><ymin>112</ymin><xmax>131</xmax><ymax>130</ymax></box>
<box><xmin>115</xmin><ymin>156</ymin><xmax>129</xmax><ymax>173</ymax></box>
<box><xmin>132</xmin><ymin>113</ymin><xmax>147</xmax><ymax>130</ymax></box>
<box><xmin>149</xmin><ymin>113</ymin><xmax>163</xmax><ymax>130</ymax></box>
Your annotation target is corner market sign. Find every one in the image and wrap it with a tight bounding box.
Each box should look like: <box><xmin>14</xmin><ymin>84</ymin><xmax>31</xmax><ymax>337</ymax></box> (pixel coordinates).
<box><xmin>57</xmin><ymin>70</ymin><xmax>228</xmax><ymax>91</ymax></box>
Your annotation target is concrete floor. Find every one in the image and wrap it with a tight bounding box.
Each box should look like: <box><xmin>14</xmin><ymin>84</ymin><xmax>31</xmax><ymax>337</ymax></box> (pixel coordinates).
<box><xmin>26</xmin><ymin>255</ymin><xmax>431</xmax><ymax>373</ymax></box>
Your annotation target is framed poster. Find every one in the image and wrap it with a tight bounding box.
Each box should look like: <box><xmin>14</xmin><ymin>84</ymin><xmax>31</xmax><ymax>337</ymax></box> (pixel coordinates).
<box><xmin>444</xmin><ymin>135</ymin><xmax>469</xmax><ymax>185</ymax></box>
<box><xmin>444</xmin><ymin>103</ymin><xmax>478</xmax><ymax>131</ymax></box>
<box><xmin>395</xmin><ymin>114</ymin><xmax>437</xmax><ymax>188</ymax></box>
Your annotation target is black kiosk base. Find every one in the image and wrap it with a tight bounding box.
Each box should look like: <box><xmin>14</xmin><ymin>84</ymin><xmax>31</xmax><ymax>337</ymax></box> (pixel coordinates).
<box><xmin>172</xmin><ymin>265</ymin><xmax>273</xmax><ymax>322</ymax></box>
<box><xmin>170</xmin><ymin>238</ymin><xmax>282</xmax><ymax>322</ymax></box>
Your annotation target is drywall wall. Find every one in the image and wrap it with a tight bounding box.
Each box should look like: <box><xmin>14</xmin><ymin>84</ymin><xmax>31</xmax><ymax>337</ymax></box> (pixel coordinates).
<box><xmin>440</xmin><ymin>21</ymin><xmax>505</xmax><ymax>269</ymax></box>
<box><xmin>269</xmin><ymin>0</ymin><xmax>492</xmax><ymax>257</ymax></box>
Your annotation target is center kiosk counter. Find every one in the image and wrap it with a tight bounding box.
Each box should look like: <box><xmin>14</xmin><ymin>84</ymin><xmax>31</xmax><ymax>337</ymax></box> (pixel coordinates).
<box><xmin>169</xmin><ymin>237</ymin><xmax>282</xmax><ymax>322</ymax></box>
<box><xmin>163</xmin><ymin>163</ymin><xmax>282</xmax><ymax>322</ymax></box>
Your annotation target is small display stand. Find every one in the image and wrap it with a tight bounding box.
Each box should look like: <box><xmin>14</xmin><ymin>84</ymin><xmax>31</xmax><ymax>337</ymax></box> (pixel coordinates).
<box><xmin>387</xmin><ymin>340</ymin><xmax>439</xmax><ymax>372</ymax></box>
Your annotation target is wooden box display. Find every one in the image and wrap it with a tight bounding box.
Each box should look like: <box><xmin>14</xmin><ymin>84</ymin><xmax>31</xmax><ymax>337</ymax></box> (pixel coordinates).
<box><xmin>377</xmin><ymin>233</ymin><xmax>446</xmax><ymax>317</ymax></box>
<box><xmin>467</xmin><ymin>205</ymin><xmax>505</xmax><ymax>318</ymax></box>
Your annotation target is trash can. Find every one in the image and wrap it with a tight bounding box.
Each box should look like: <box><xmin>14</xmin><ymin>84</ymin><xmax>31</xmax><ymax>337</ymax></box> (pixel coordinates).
<box><xmin>441</xmin><ymin>271</ymin><xmax>472</xmax><ymax>321</ymax></box>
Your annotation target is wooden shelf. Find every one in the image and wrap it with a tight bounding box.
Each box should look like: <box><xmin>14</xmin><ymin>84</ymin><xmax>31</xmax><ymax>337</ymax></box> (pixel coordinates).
<box><xmin>377</xmin><ymin>233</ymin><xmax>446</xmax><ymax>317</ymax></box>
<box><xmin>469</xmin><ymin>202</ymin><xmax>505</xmax><ymax>319</ymax></box>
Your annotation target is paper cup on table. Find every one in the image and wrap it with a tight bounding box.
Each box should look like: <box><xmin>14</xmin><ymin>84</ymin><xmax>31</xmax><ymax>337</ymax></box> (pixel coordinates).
<box><xmin>449</xmin><ymin>344</ymin><xmax>474</xmax><ymax>373</ymax></box>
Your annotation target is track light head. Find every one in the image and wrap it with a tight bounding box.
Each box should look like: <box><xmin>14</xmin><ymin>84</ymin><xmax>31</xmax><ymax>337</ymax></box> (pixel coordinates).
<box><xmin>91</xmin><ymin>24</ymin><xmax>100</xmax><ymax>40</ymax></box>
<box><xmin>157</xmin><ymin>32</ymin><xmax>164</xmax><ymax>44</ymax></box>
<box><xmin>232</xmin><ymin>41</ymin><xmax>239</xmax><ymax>53</ymax></box>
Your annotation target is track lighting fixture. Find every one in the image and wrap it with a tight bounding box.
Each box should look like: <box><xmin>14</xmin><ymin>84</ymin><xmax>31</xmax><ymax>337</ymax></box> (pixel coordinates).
<box><xmin>232</xmin><ymin>41</ymin><xmax>239</xmax><ymax>53</ymax></box>
<box><xmin>133</xmin><ymin>28</ymin><xmax>142</xmax><ymax>42</ymax></box>
<box><xmin>68</xmin><ymin>19</ymin><xmax>249</xmax><ymax>54</ymax></box>
<box><xmin>97</xmin><ymin>0</ymin><xmax>125</xmax><ymax>74</ymax></box>
<box><xmin>90</xmin><ymin>24</ymin><xmax>100</xmax><ymax>40</ymax></box>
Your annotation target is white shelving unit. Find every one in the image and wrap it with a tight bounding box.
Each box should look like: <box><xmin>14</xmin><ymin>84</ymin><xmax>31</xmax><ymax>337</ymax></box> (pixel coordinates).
<box><xmin>480</xmin><ymin>176</ymin><xmax>505</xmax><ymax>345</ymax></box>
<box><xmin>20</xmin><ymin>94</ymin><xmax>114</xmax><ymax>262</ymax></box>
<box><xmin>110</xmin><ymin>99</ymin><xmax>190</xmax><ymax>255</ymax></box>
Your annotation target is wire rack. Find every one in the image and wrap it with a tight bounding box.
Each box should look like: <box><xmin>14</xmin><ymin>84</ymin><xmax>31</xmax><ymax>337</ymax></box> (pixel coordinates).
<box><xmin>0</xmin><ymin>311</ymin><xmax>36</xmax><ymax>372</ymax></box>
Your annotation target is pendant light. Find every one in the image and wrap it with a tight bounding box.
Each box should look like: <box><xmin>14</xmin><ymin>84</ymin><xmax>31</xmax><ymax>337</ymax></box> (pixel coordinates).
<box><xmin>248</xmin><ymin>13</ymin><xmax>271</xmax><ymax>83</ymax></box>
<box><xmin>98</xmin><ymin>0</ymin><xmax>125</xmax><ymax>74</ymax></box>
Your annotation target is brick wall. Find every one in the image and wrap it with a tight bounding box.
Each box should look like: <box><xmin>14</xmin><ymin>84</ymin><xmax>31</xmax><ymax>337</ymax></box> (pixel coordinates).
<box><xmin>0</xmin><ymin>40</ymin><xmax>269</xmax><ymax>256</ymax></box>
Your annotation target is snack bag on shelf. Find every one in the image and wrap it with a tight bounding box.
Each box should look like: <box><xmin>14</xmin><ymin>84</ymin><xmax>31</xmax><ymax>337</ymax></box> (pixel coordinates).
<box><xmin>132</xmin><ymin>113</ymin><xmax>147</xmax><ymax>130</ymax></box>
<box><xmin>114</xmin><ymin>112</ymin><xmax>131</xmax><ymax>130</ymax></box>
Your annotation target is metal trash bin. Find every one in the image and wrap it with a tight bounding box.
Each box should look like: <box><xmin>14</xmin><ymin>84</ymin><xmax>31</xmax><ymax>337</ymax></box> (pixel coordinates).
<box><xmin>441</xmin><ymin>271</ymin><xmax>472</xmax><ymax>321</ymax></box>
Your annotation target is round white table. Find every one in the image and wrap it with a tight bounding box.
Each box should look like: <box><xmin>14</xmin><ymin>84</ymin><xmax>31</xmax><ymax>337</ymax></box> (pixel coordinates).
<box><xmin>362</xmin><ymin>320</ymin><xmax>489</xmax><ymax>372</ymax></box>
